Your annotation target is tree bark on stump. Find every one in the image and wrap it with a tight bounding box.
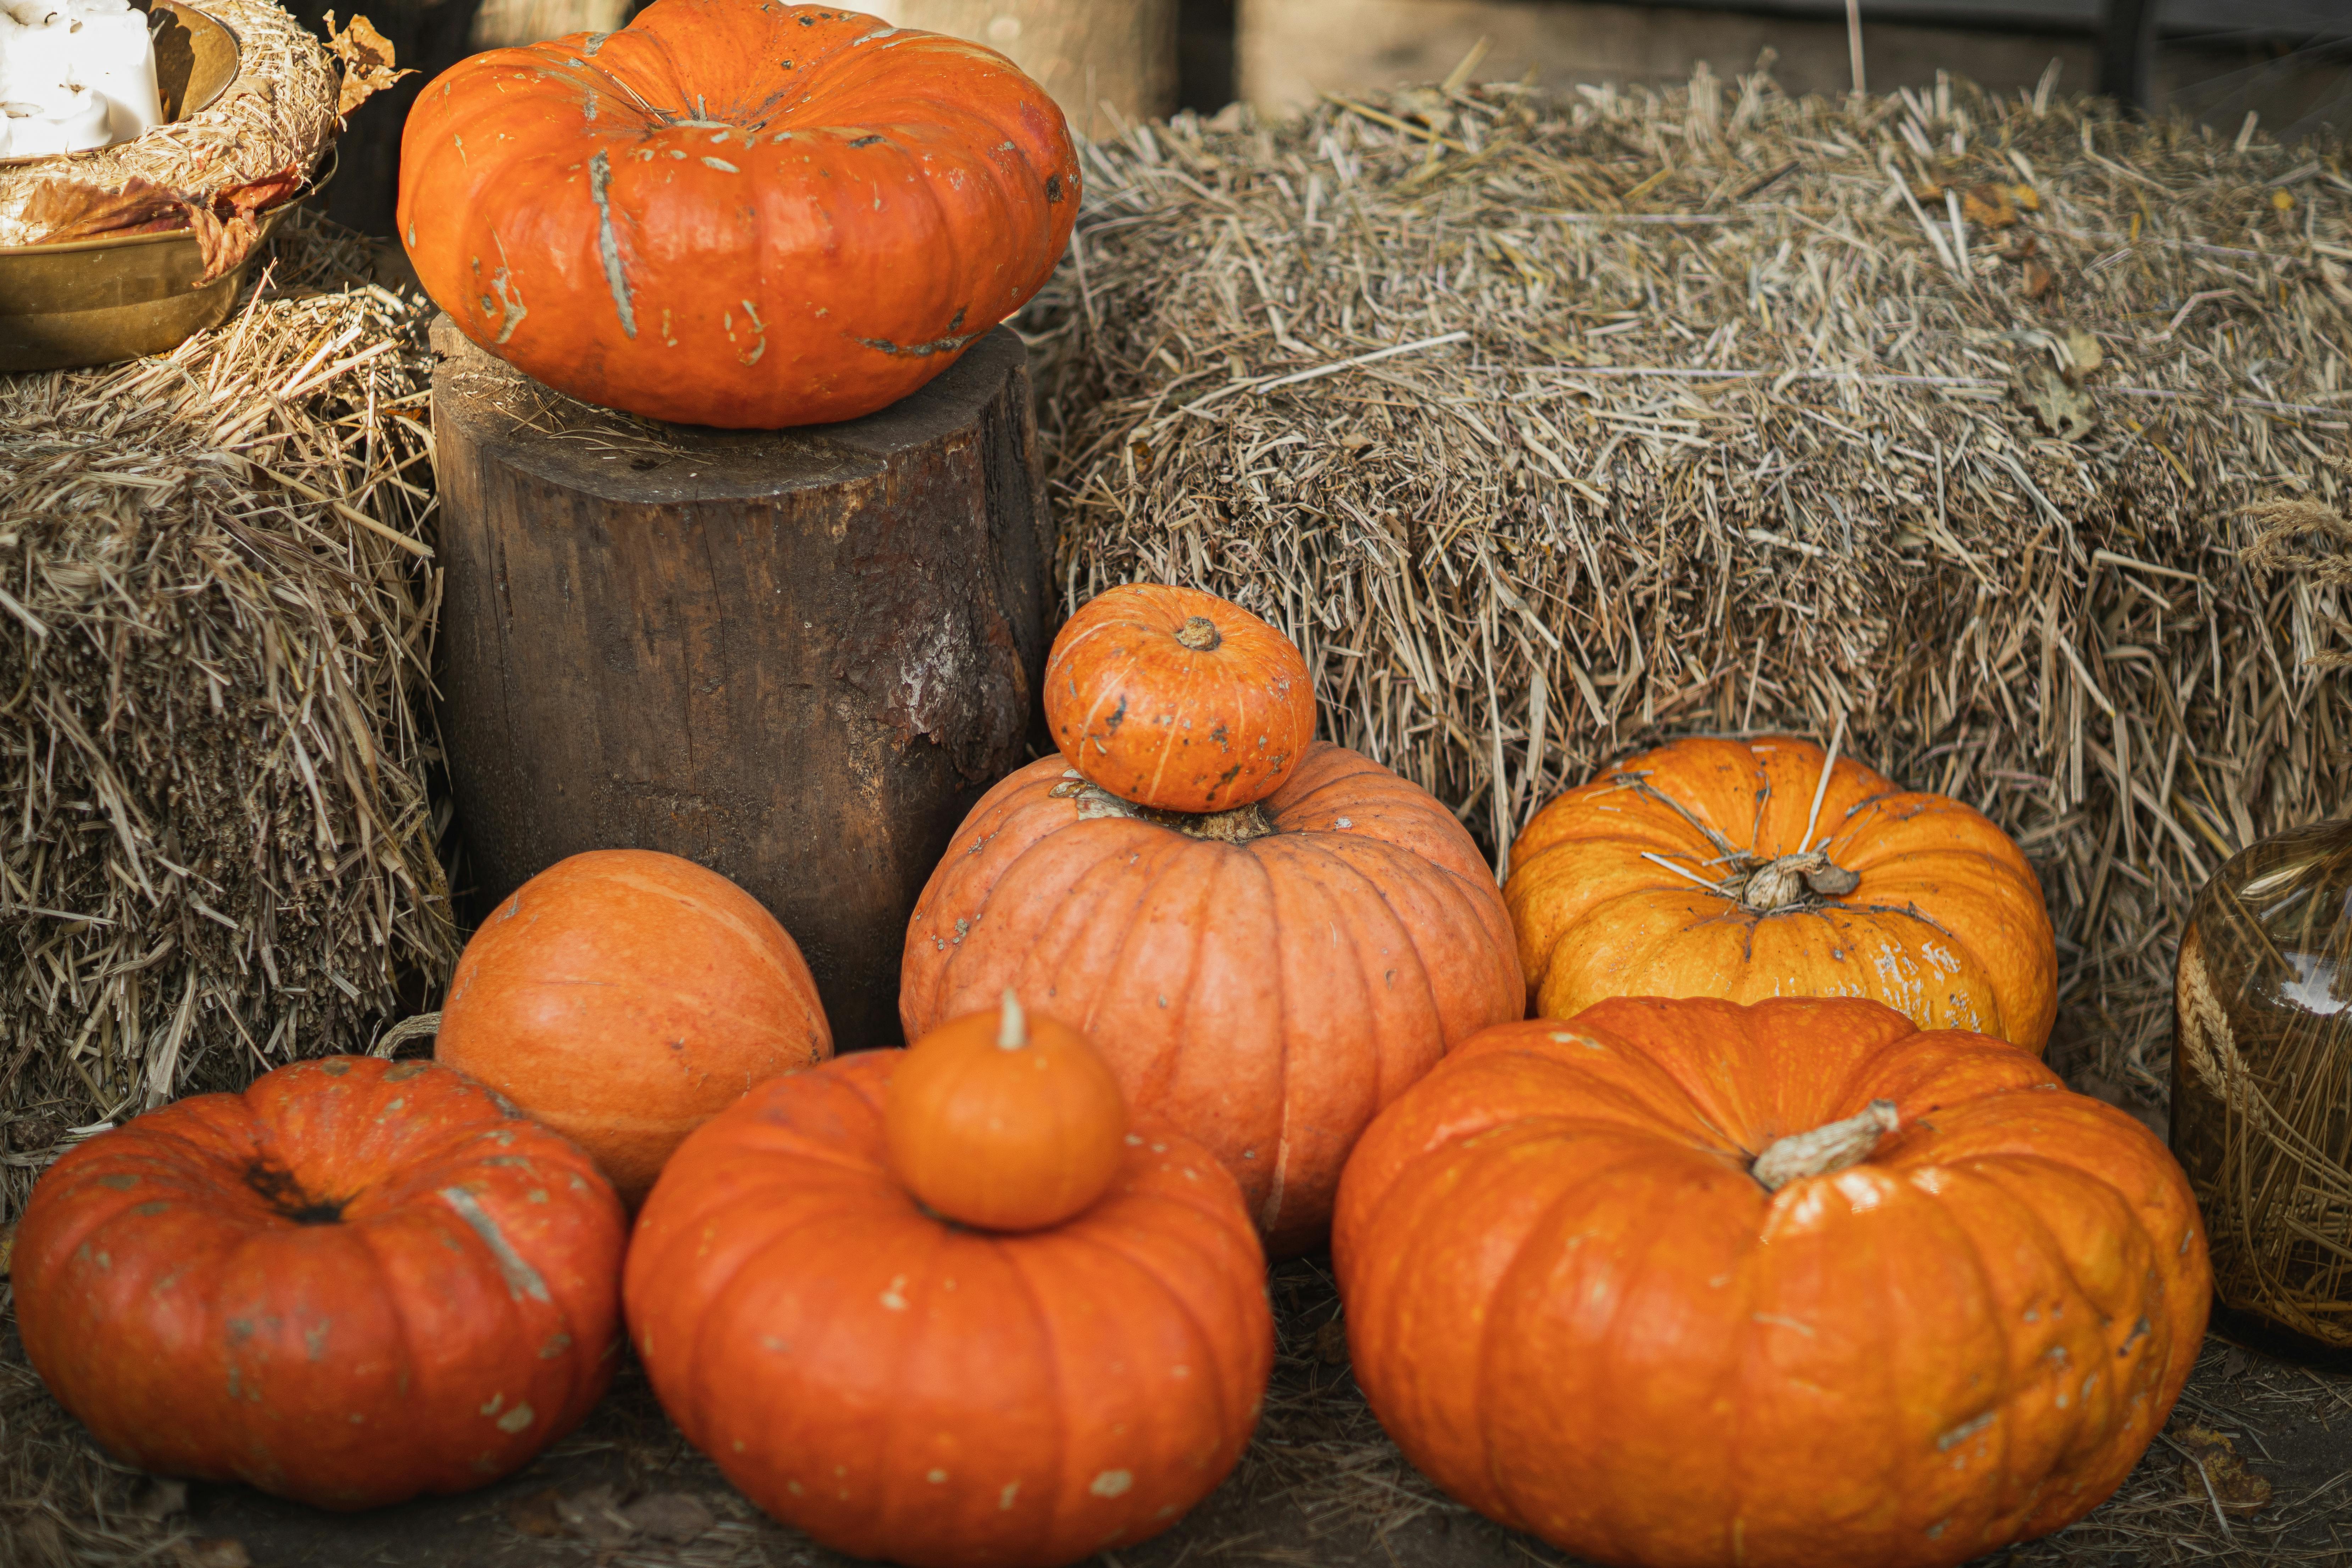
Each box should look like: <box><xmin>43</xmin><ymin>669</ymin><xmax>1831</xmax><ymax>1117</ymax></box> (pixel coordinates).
<box><xmin>429</xmin><ymin>316</ymin><xmax>1049</xmax><ymax>1049</ymax></box>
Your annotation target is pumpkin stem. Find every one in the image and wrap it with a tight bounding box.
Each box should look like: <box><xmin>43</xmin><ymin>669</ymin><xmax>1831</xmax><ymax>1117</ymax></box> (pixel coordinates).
<box><xmin>1176</xmin><ymin>615</ymin><xmax>1222</xmax><ymax>653</ymax></box>
<box><xmin>1750</xmin><ymin>1099</ymin><xmax>1900</xmax><ymax>1191</ymax></box>
<box><xmin>1736</xmin><ymin>849</ymin><xmax>1861</xmax><ymax>912</ymax></box>
<box><xmin>997</xmin><ymin>988</ymin><xmax>1028</xmax><ymax>1051</ymax></box>
<box><xmin>1051</xmin><ymin>772</ymin><xmax>1279</xmax><ymax>844</ymax></box>
<box><xmin>245</xmin><ymin>1162</ymin><xmax>348</xmax><ymax>1224</ymax></box>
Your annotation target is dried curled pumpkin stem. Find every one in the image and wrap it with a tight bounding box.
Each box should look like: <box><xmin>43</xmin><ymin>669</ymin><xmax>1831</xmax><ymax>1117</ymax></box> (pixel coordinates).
<box><xmin>1750</xmin><ymin>1099</ymin><xmax>1900</xmax><ymax>1191</ymax></box>
<box><xmin>1738</xmin><ymin>849</ymin><xmax>1863</xmax><ymax>912</ymax></box>
<box><xmin>1175</xmin><ymin>615</ymin><xmax>1223</xmax><ymax>652</ymax></box>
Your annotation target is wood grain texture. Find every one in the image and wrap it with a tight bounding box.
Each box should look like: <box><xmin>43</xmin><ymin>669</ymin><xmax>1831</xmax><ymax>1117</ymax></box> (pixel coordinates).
<box><xmin>865</xmin><ymin>0</ymin><xmax>1177</xmax><ymax>139</ymax></box>
<box><xmin>430</xmin><ymin>315</ymin><xmax>1048</xmax><ymax>1050</ymax></box>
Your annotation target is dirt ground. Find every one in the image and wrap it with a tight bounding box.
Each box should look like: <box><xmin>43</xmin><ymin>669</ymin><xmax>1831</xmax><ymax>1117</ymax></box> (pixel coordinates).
<box><xmin>5</xmin><ymin>1258</ymin><xmax>2351</xmax><ymax>1568</ymax></box>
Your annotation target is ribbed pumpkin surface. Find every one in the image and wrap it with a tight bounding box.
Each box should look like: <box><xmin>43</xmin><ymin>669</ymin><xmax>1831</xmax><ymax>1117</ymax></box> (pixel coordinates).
<box><xmin>13</xmin><ymin>1056</ymin><xmax>625</xmax><ymax>1509</ymax></box>
<box><xmin>398</xmin><ymin>0</ymin><xmax>1077</xmax><ymax>427</ymax></box>
<box><xmin>901</xmin><ymin>741</ymin><xmax>1523</xmax><ymax>1253</ymax></box>
<box><xmin>625</xmin><ymin>1051</ymin><xmax>1270</xmax><ymax>1567</ymax></box>
<box><xmin>1334</xmin><ymin>995</ymin><xmax>2208</xmax><ymax>1568</ymax></box>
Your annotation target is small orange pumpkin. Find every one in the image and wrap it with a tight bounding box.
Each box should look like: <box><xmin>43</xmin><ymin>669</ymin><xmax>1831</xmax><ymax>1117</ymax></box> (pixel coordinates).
<box><xmin>1043</xmin><ymin>583</ymin><xmax>1315</xmax><ymax>813</ymax></box>
<box><xmin>436</xmin><ymin>849</ymin><xmax>832</xmax><ymax>1206</ymax></box>
<box><xmin>1506</xmin><ymin>734</ymin><xmax>2057</xmax><ymax>1051</ymax></box>
<box><xmin>884</xmin><ymin>991</ymin><xmax>1127</xmax><ymax>1231</ymax></box>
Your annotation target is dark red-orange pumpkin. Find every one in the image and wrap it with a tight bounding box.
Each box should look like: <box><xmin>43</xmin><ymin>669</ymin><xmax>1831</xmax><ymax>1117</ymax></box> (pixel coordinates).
<box><xmin>1043</xmin><ymin>584</ymin><xmax>1316</xmax><ymax>813</ymax></box>
<box><xmin>397</xmin><ymin>0</ymin><xmax>1079</xmax><ymax>428</ymax></box>
<box><xmin>12</xmin><ymin>1056</ymin><xmax>626</xmax><ymax>1510</ymax></box>
<box><xmin>901</xmin><ymin>741</ymin><xmax>1523</xmax><ymax>1254</ymax></box>
<box><xmin>436</xmin><ymin>849</ymin><xmax>832</xmax><ymax>1207</ymax></box>
<box><xmin>627</xmin><ymin>1051</ymin><xmax>1272</xmax><ymax>1567</ymax></box>
<box><xmin>1334</xmin><ymin>995</ymin><xmax>2209</xmax><ymax>1568</ymax></box>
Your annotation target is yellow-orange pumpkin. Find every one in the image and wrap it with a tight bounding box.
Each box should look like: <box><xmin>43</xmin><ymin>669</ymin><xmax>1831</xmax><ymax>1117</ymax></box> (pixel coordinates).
<box><xmin>1506</xmin><ymin>734</ymin><xmax>2057</xmax><ymax>1050</ymax></box>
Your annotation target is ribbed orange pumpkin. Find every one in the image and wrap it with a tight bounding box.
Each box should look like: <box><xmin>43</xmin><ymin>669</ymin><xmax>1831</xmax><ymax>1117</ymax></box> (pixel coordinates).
<box><xmin>901</xmin><ymin>741</ymin><xmax>1523</xmax><ymax>1254</ymax></box>
<box><xmin>885</xmin><ymin>992</ymin><xmax>1127</xmax><ymax>1231</ymax></box>
<box><xmin>1043</xmin><ymin>584</ymin><xmax>1315</xmax><ymax>813</ymax></box>
<box><xmin>1334</xmin><ymin>996</ymin><xmax>2208</xmax><ymax>1568</ymax></box>
<box><xmin>436</xmin><ymin>849</ymin><xmax>831</xmax><ymax>1206</ymax></box>
<box><xmin>626</xmin><ymin>1051</ymin><xmax>1271</xmax><ymax>1568</ymax></box>
<box><xmin>1506</xmin><ymin>735</ymin><xmax>2057</xmax><ymax>1051</ymax></box>
<box><xmin>397</xmin><ymin>0</ymin><xmax>1078</xmax><ymax>428</ymax></box>
<box><xmin>12</xmin><ymin>1057</ymin><xmax>626</xmax><ymax>1510</ymax></box>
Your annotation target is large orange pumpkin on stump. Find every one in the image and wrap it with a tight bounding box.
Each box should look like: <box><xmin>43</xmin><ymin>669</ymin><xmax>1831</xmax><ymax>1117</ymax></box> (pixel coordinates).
<box><xmin>626</xmin><ymin>1051</ymin><xmax>1272</xmax><ymax>1568</ymax></box>
<box><xmin>12</xmin><ymin>1056</ymin><xmax>626</xmax><ymax>1510</ymax></box>
<box><xmin>1333</xmin><ymin>996</ymin><xmax>2208</xmax><ymax>1568</ymax></box>
<box><xmin>1506</xmin><ymin>734</ymin><xmax>2057</xmax><ymax>1050</ymax></box>
<box><xmin>436</xmin><ymin>849</ymin><xmax>831</xmax><ymax>1206</ymax></box>
<box><xmin>1044</xmin><ymin>584</ymin><xmax>1316</xmax><ymax>814</ymax></box>
<box><xmin>397</xmin><ymin>0</ymin><xmax>1079</xmax><ymax>428</ymax></box>
<box><xmin>901</xmin><ymin>742</ymin><xmax>1523</xmax><ymax>1254</ymax></box>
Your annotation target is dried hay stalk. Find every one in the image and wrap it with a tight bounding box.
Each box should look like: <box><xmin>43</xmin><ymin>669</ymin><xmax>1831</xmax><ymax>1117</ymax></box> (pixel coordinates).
<box><xmin>1026</xmin><ymin>67</ymin><xmax>2352</xmax><ymax>1116</ymax></box>
<box><xmin>0</xmin><ymin>210</ymin><xmax>456</xmax><ymax>1214</ymax></box>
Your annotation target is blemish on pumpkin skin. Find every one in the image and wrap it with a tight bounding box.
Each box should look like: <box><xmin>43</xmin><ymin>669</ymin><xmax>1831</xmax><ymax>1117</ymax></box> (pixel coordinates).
<box><xmin>586</xmin><ymin>151</ymin><xmax>638</xmax><ymax>339</ymax></box>
<box><xmin>97</xmin><ymin>1172</ymin><xmax>139</xmax><ymax>1190</ymax></box>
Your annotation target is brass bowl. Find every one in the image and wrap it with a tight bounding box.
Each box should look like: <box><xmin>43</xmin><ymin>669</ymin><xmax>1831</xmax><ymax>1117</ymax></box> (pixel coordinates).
<box><xmin>0</xmin><ymin>1</ymin><xmax>328</xmax><ymax>374</ymax></box>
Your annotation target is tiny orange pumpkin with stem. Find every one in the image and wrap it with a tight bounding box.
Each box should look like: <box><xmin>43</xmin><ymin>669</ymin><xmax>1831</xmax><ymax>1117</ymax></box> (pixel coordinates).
<box><xmin>885</xmin><ymin>991</ymin><xmax>1128</xmax><ymax>1231</ymax></box>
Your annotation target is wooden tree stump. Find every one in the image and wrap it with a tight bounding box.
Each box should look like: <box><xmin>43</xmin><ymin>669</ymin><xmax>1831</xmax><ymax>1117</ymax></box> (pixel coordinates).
<box><xmin>429</xmin><ymin>316</ymin><xmax>1049</xmax><ymax>1049</ymax></box>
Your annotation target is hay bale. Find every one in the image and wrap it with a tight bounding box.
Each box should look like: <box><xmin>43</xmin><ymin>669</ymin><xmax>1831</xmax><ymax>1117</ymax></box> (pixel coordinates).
<box><xmin>0</xmin><ymin>210</ymin><xmax>457</xmax><ymax>1213</ymax></box>
<box><xmin>1028</xmin><ymin>68</ymin><xmax>2352</xmax><ymax>1116</ymax></box>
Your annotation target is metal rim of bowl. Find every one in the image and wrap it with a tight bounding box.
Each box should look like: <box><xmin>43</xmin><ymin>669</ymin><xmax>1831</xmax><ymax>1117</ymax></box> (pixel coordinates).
<box><xmin>0</xmin><ymin>0</ymin><xmax>244</xmax><ymax>171</ymax></box>
<box><xmin>0</xmin><ymin>145</ymin><xmax>337</xmax><ymax>258</ymax></box>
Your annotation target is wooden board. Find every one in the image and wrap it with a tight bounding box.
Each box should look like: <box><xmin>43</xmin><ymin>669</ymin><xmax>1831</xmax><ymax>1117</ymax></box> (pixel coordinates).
<box><xmin>1233</xmin><ymin>0</ymin><xmax>2101</xmax><ymax>113</ymax></box>
<box><xmin>866</xmin><ymin>0</ymin><xmax>1179</xmax><ymax>139</ymax></box>
<box><xmin>429</xmin><ymin>316</ymin><xmax>1049</xmax><ymax>1050</ymax></box>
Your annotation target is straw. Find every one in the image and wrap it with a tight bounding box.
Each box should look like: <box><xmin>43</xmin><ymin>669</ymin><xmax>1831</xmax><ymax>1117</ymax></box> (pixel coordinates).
<box><xmin>1022</xmin><ymin>65</ymin><xmax>2352</xmax><ymax>1131</ymax></box>
<box><xmin>0</xmin><ymin>208</ymin><xmax>458</xmax><ymax>1212</ymax></box>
